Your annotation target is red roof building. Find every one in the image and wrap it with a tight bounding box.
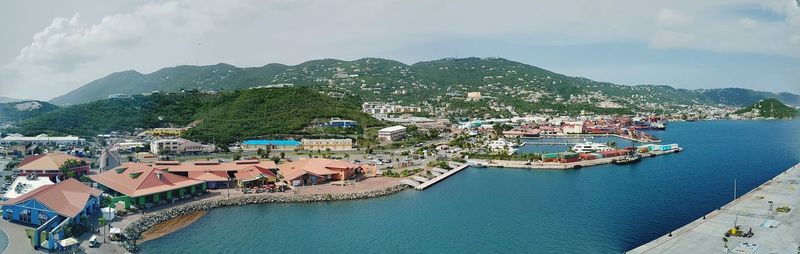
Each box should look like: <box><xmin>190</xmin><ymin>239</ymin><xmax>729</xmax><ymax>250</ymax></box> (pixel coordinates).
<box><xmin>278</xmin><ymin>158</ymin><xmax>360</xmax><ymax>186</ymax></box>
<box><xmin>16</xmin><ymin>153</ymin><xmax>90</xmax><ymax>180</ymax></box>
<box><xmin>89</xmin><ymin>163</ymin><xmax>205</xmax><ymax>208</ymax></box>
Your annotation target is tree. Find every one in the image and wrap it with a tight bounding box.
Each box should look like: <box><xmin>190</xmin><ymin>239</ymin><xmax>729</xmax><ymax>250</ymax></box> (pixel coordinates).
<box><xmin>271</xmin><ymin>156</ymin><xmax>280</xmax><ymax>164</ymax></box>
<box><xmin>101</xmin><ymin>196</ymin><xmax>113</xmax><ymax>207</ymax></box>
<box><xmin>279</xmin><ymin>151</ymin><xmax>285</xmax><ymax>159</ymax></box>
<box><xmin>232</xmin><ymin>151</ymin><xmax>242</xmax><ymax>161</ymax></box>
<box><xmin>59</xmin><ymin>159</ymin><xmax>87</xmax><ymax>180</ymax></box>
<box><xmin>265</xmin><ymin>146</ymin><xmax>272</xmax><ymax>158</ymax></box>
<box><xmin>256</xmin><ymin>148</ymin><xmax>265</xmax><ymax>158</ymax></box>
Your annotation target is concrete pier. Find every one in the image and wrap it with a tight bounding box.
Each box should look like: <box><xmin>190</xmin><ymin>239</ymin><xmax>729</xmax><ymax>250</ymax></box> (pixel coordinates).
<box><xmin>414</xmin><ymin>164</ymin><xmax>469</xmax><ymax>190</ymax></box>
<box><xmin>628</xmin><ymin>163</ymin><xmax>800</xmax><ymax>254</ymax></box>
<box><xmin>480</xmin><ymin>148</ymin><xmax>683</xmax><ymax>170</ymax></box>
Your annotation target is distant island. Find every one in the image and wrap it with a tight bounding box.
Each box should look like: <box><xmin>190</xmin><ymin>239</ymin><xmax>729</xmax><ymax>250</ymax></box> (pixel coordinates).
<box><xmin>732</xmin><ymin>98</ymin><xmax>799</xmax><ymax>120</ymax></box>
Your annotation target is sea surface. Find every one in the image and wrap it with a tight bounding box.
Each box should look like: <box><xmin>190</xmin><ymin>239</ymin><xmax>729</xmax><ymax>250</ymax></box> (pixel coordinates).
<box><xmin>140</xmin><ymin>120</ymin><xmax>800</xmax><ymax>253</ymax></box>
<box><xmin>516</xmin><ymin>135</ymin><xmax>638</xmax><ymax>154</ymax></box>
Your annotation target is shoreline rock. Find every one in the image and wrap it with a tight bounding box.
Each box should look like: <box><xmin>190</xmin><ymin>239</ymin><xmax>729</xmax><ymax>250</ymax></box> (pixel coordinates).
<box><xmin>121</xmin><ymin>184</ymin><xmax>409</xmax><ymax>252</ymax></box>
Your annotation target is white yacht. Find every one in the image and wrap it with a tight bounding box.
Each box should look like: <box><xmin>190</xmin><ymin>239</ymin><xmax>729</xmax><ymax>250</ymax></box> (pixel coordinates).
<box><xmin>487</xmin><ymin>139</ymin><xmax>518</xmax><ymax>155</ymax></box>
<box><xmin>571</xmin><ymin>141</ymin><xmax>612</xmax><ymax>153</ymax></box>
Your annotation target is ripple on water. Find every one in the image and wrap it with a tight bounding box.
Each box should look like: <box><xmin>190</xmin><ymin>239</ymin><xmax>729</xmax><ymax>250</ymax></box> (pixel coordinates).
<box><xmin>140</xmin><ymin>120</ymin><xmax>800</xmax><ymax>253</ymax></box>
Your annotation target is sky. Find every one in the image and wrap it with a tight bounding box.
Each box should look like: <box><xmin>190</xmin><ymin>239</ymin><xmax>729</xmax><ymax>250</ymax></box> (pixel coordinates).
<box><xmin>0</xmin><ymin>0</ymin><xmax>799</xmax><ymax>101</ymax></box>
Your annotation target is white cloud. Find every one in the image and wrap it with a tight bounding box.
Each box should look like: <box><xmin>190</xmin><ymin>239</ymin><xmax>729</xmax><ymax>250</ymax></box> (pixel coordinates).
<box><xmin>11</xmin><ymin>1</ymin><xmax>219</xmax><ymax>72</ymax></box>
<box><xmin>656</xmin><ymin>8</ymin><xmax>694</xmax><ymax>27</ymax></box>
<box><xmin>791</xmin><ymin>34</ymin><xmax>800</xmax><ymax>43</ymax></box>
<box><xmin>738</xmin><ymin>18</ymin><xmax>758</xmax><ymax>28</ymax></box>
<box><xmin>2</xmin><ymin>0</ymin><xmax>800</xmax><ymax>100</ymax></box>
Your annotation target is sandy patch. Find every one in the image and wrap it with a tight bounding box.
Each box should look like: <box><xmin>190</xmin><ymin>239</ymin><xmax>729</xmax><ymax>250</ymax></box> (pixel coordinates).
<box><xmin>138</xmin><ymin>210</ymin><xmax>207</xmax><ymax>243</ymax></box>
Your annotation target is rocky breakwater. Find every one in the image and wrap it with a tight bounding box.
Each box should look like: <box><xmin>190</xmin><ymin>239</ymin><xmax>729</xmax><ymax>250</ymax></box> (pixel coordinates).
<box><xmin>122</xmin><ymin>184</ymin><xmax>409</xmax><ymax>252</ymax></box>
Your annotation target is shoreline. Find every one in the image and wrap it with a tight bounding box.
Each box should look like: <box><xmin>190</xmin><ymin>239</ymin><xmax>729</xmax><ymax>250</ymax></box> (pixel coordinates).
<box><xmin>476</xmin><ymin>148</ymin><xmax>682</xmax><ymax>170</ymax></box>
<box><xmin>137</xmin><ymin>210</ymin><xmax>208</xmax><ymax>243</ymax></box>
<box><xmin>122</xmin><ymin>183</ymin><xmax>409</xmax><ymax>252</ymax></box>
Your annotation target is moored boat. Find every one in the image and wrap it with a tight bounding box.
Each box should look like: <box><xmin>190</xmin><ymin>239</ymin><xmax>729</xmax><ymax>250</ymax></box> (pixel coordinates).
<box><xmin>612</xmin><ymin>154</ymin><xmax>641</xmax><ymax>165</ymax></box>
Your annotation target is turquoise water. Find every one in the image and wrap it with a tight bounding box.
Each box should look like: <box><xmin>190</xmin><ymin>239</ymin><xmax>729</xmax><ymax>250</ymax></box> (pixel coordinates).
<box><xmin>141</xmin><ymin>120</ymin><xmax>800</xmax><ymax>253</ymax></box>
<box><xmin>517</xmin><ymin>135</ymin><xmax>638</xmax><ymax>154</ymax></box>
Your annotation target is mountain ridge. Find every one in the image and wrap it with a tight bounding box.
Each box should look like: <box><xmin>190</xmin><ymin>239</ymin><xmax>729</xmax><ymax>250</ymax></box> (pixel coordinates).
<box><xmin>48</xmin><ymin>57</ymin><xmax>799</xmax><ymax>108</ymax></box>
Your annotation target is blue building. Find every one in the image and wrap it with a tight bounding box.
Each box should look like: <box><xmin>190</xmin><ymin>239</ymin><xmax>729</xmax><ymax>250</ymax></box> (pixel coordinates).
<box><xmin>1</xmin><ymin>178</ymin><xmax>102</xmax><ymax>250</ymax></box>
<box><xmin>324</xmin><ymin>118</ymin><xmax>357</xmax><ymax>128</ymax></box>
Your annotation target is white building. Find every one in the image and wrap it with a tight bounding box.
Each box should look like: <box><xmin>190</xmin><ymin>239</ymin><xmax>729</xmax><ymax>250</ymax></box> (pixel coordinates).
<box><xmin>466</xmin><ymin>92</ymin><xmax>482</xmax><ymax>101</ymax></box>
<box><xmin>115</xmin><ymin>141</ymin><xmax>146</xmax><ymax>152</ymax></box>
<box><xmin>0</xmin><ymin>134</ymin><xmax>86</xmax><ymax>147</ymax></box>
<box><xmin>1</xmin><ymin>175</ymin><xmax>54</xmax><ymax>201</ymax></box>
<box><xmin>377</xmin><ymin>126</ymin><xmax>407</xmax><ymax>142</ymax></box>
<box><xmin>362</xmin><ymin>102</ymin><xmax>422</xmax><ymax>115</ymax></box>
<box><xmin>150</xmin><ymin>138</ymin><xmax>216</xmax><ymax>155</ymax></box>
<box><xmin>301</xmin><ymin>139</ymin><xmax>353</xmax><ymax>151</ymax></box>
<box><xmin>562</xmin><ymin>122</ymin><xmax>584</xmax><ymax>134</ymax></box>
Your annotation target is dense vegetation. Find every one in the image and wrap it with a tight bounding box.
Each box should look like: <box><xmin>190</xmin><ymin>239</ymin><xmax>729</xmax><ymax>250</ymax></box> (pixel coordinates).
<box><xmin>0</xmin><ymin>101</ymin><xmax>59</xmax><ymax>123</ymax></box>
<box><xmin>183</xmin><ymin>88</ymin><xmax>381</xmax><ymax>145</ymax></box>
<box><xmin>734</xmin><ymin>98</ymin><xmax>798</xmax><ymax>119</ymax></box>
<box><xmin>48</xmin><ymin>57</ymin><xmax>799</xmax><ymax>111</ymax></box>
<box><xmin>13</xmin><ymin>88</ymin><xmax>381</xmax><ymax>146</ymax></box>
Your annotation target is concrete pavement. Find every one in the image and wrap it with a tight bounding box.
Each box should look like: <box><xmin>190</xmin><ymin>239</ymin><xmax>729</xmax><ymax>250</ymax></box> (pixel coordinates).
<box><xmin>628</xmin><ymin>163</ymin><xmax>800</xmax><ymax>254</ymax></box>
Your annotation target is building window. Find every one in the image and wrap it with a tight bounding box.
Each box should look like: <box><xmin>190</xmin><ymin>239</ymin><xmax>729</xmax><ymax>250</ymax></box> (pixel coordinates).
<box><xmin>20</xmin><ymin>209</ymin><xmax>31</xmax><ymax>223</ymax></box>
<box><xmin>38</xmin><ymin>212</ymin><xmax>49</xmax><ymax>223</ymax></box>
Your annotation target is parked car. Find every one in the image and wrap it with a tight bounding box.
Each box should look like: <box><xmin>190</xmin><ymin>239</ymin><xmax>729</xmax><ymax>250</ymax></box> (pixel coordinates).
<box><xmin>88</xmin><ymin>235</ymin><xmax>98</xmax><ymax>247</ymax></box>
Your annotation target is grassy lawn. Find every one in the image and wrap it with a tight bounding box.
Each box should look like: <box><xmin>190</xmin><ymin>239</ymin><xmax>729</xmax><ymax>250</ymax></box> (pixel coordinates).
<box><xmin>24</xmin><ymin>228</ymin><xmax>47</xmax><ymax>248</ymax></box>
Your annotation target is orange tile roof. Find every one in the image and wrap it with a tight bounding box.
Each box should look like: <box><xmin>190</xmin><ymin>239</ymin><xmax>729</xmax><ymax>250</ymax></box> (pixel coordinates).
<box><xmin>233</xmin><ymin>165</ymin><xmax>277</xmax><ymax>182</ymax></box>
<box><xmin>89</xmin><ymin>163</ymin><xmax>203</xmax><ymax>197</ymax></box>
<box><xmin>188</xmin><ymin>171</ymin><xmax>229</xmax><ymax>182</ymax></box>
<box><xmin>277</xmin><ymin>158</ymin><xmax>358</xmax><ymax>181</ymax></box>
<box><xmin>17</xmin><ymin>153</ymin><xmax>88</xmax><ymax>171</ymax></box>
<box><xmin>1</xmin><ymin>178</ymin><xmax>102</xmax><ymax>218</ymax></box>
<box><xmin>151</xmin><ymin>160</ymin><xmax>277</xmax><ymax>173</ymax></box>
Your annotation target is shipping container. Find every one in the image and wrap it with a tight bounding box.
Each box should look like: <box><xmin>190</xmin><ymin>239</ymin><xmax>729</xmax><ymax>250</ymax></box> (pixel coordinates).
<box><xmin>592</xmin><ymin>153</ymin><xmax>604</xmax><ymax>159</ymax></box>
<box><xmin>660</xmin><ymin>145</ymin><xmax>672</xmax><ymax>151</ymax></box>
<box><xmin>558</xmin><ymin>152</ymin><xmax>579</xmax><ymax>159</ymax></box>
<box><xmin>542</xmin><ymin>153</ymin><xmax>559</xmax><ymax>159</ymax></box>
<box><xmin>579</xmin><ymin>153</ymin><xmax>597</xmax><ymax>160</ymax></box>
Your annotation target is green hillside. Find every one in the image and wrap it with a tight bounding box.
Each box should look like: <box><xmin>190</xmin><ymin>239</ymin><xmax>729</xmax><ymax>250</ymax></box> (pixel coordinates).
<box><xmin>0</xmin><ymin>101</ymin><xmax>59</xmax><ymax>123</ymax></box>
<box><xmin>733</xmin><ymin>98</ymin><xmax>798</xmax><ymax>119</ymax></box>
<box><xmin>50</xmin><ymin>63</ymin><xmax>290</xmax><ymax>105</ymax></box>
<box><xmin>48</xmin><ymin>57</ymin><xmax>800</xmax><ymax>115</ymax></box>
<box><xmin>15</xmin><ymin>88</ymin><xmax>380</xmax><ymax>145</ymax></box>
